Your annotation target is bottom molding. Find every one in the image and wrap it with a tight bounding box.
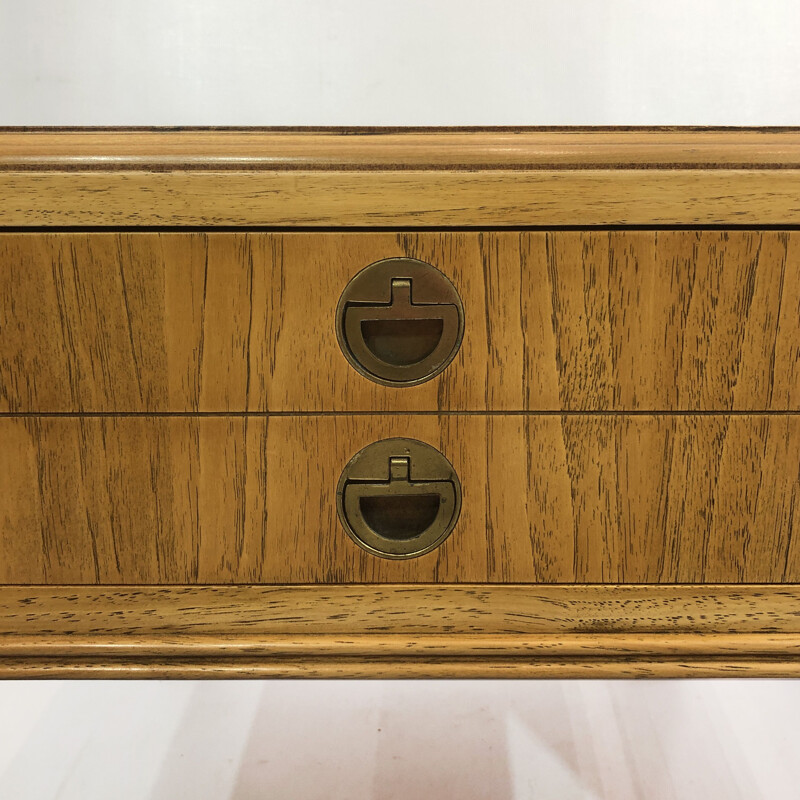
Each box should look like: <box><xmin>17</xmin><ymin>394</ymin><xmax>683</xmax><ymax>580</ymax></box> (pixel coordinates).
<box><xmin>2</xmin><ymin>585</ymin><xmax>800</xmax><ymax>678</ymax></box>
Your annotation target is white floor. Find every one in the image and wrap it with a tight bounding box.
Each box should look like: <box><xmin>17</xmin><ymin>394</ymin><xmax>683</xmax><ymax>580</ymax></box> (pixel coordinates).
<box><xmin>1</xmin><ymin>680</ymin><xmax>798</xmax><ymax>799</ymax></box>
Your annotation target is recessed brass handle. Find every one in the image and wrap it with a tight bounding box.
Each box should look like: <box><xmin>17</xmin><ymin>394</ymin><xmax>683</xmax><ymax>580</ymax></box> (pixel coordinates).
<box><xmin>336</xmin><ymin>438</ymin><xmax>462</xmax><ymax>559</ymax></box>
<box><xmin>335</xmin><ymin>258</ymin><xmax>464</xmax><ymax>386</ymax></box>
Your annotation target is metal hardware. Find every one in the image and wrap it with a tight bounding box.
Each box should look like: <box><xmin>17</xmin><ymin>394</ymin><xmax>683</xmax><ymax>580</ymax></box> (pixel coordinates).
<box><xmin>336</xmin><ymin>437</ymin><xmax>462</xmax><ymax>559</ymax></box>
<box><xmin>335</xmin><ymin>258</ymin><xmax>465</xmax><ymax>386</ymax></box>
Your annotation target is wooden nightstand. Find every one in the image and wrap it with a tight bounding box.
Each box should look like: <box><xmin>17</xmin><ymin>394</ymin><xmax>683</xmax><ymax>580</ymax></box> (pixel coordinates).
<box><xmin>1</xmin><ymin>128</ymin><xmax>799</xmax><ymax>677</ymax></box>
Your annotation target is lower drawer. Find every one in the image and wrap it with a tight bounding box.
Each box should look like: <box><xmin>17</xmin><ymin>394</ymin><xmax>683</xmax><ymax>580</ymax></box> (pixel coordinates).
<box><xmin>2</xmin><ymin>414</ymin><xmax>797</xmax><ymax>584</ymax></box>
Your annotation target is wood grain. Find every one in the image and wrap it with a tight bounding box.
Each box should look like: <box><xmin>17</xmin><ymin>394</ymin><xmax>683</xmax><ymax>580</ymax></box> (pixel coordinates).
<box><xmin>4</xmin><ymin>129</ymin><xmax>800</xmax><ymax>171</ymax></box>
<box><xmin>1</xmin><ymin>414</ymin><xmax>797</xmax><ymax>584</ymax></box>
<box><xmin>3</xmin><ymin>130</ymin><xmax>798</xmax><ymax>678</ymax></box>
<box><xmin>5</xmin><ymin>659</ymin><xmax>798</xmax><ymax>679</ymax></box>
<box><xmin>2</xmin><ymin>585</ymin><xmax>800</xmax><ymax>677</ymax></box>
<box><xmin>2</xmin><ymin>231</ymin><xmax>798</xmax><ymax>412</ymax></box>
<box><xmin>3</xmin><ymin>169</ymin><xmax>800</xmax><ymax>227</ymax></box>
<box><xmin>4</xmin><ymin>584</ymin><xmax>799</xmax><ymax>634</ymax></box>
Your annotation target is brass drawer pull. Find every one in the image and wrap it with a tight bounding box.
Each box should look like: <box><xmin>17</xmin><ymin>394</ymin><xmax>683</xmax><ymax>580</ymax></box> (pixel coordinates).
<box><xmin>335</xmin><ymin>258</ymin><xmax>464</xmax><ymax>386</ymax></box>
<box><xmin>336</xmin><ymin>438</ymin><xmax>462</xmax><ymax>559</ymax></box>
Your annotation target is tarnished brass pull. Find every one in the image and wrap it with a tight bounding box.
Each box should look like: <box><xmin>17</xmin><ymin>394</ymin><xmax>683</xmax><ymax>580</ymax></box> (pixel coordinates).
<box><xmin>336</xmin><ymin>438</ymin><xmax>462</xmax><ymax>559</ymax></box>
<box><xmin>335</xmin><ymin>258</ymin><xmax>464</xmax><ymax>386</ymax></box>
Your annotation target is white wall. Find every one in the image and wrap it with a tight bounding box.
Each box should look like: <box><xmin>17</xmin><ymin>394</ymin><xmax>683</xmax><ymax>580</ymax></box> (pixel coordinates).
<box><xmin>1</xmin><ymin>0</ymin><xmax>799</xmax><ymax>125</ymax></box>
<box><xmin>1</xmin><ymin>3</ymin><xmax>800</xmax><ymax>798</ymax></box>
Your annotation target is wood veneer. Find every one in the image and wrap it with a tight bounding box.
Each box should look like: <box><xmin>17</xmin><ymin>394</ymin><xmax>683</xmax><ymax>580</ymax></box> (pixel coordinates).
<box><xmin>1</xmin><ymin>414</ymin><xmax>797</xmax><ymax>585</ymax></box>
<box><xmin>4</xmin><ymin>129</ymin><xmax>800</xmax><ymax>170</ymax></box>
<box><xmin>2</xmin><ymin>585</ymin><xmax>800</xmax><ymax>677</ymax></box>
<box><xmin>3</xmin><ymin>169</ymin><xmax>800</xmax><ymax>227</ymax></box>
<box><xmin>2</xmin><ymin>128</ymin><xmax>799</xmax><ymax>677</ymax></box>
<box><xmin>2</xmin><ymin>231</ymin><xmax>798</xmax><ymax>413</ymax></box>
<box><xmin>2</xmin><ymin>129</ymin><xmax>800</xmax><ymax>227</ymax></box>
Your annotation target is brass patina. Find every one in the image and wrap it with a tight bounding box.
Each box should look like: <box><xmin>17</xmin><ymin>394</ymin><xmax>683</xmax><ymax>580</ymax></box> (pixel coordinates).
<box><xmin>336</xmin><ymin>437</ymin><xmax>462</xmax><ymax>559</ymax></box>
<box><xmin>335</xmin><ymin>258</ymin><xmax>464</xmax><ymax>386</ymax></box>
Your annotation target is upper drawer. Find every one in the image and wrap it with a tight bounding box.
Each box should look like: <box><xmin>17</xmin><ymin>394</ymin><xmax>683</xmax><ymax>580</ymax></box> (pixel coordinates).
<box><xmin>1</xmin><ymin>230</ymin><xmax>798</xmax><ymax>412</ymax></box>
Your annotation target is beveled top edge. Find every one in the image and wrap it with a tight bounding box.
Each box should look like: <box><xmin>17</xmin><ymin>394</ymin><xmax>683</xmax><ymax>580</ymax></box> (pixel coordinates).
<box><xmin>2</xmin><ymin>128</ymin><xmax>800</xmax><ymax>171</ymax></box>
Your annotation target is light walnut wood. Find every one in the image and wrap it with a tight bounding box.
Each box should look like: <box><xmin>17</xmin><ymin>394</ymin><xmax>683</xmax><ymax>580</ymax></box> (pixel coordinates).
<box><xmin>4</xmin><ymin>584</ymin><xmax>799</xmax><ymax>634</ymax></box>
<box><xmin>5</xmin><ymin>634</ymin><xmax>800</xmax><ymax>658</ymax></box>
<box><xmin>3</xmin><ymin>130</ymin><xmax>800</xmax><ymax>678</ymax></box>
<box><xmin>4</xmin><ymin>660</ymin><xmax>798</xmax><ymax>678</ymax></box>
<box><xmin>1</xmin><ymin>414</ymin><xmax>796</xmax><ymax>584</ymax></box>
<box><xmin>2</xmin><ymin>231</ymin><xmax>798</xmax><ymax>412</ymax></box>
<box><xmin>2</xmin><ymin>584</ymin><xmax>800</xmax><ymax>677</ymax></box>
<box><xmin>4</xmin><ymin>129</ymin><xmax>800</xmax><ymax>170</ymax></box>
<box><xmin>5</xmin><ymin>130</ymin><xmax>800</xmax><ymax>225</ymax></box>
<box><xmin>3</xmin><ymin>169</ymin><xmax>800</xmax><ymax>226</ymax></box>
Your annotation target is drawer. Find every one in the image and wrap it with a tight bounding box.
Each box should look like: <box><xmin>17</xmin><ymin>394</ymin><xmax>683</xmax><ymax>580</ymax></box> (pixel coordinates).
<box><xmin>1</xmin><ymin>230</ymin><xmax>798</xmax><ymax>412</ymax></box>
<box><xmin>2</xmin><ymin>414</ymin><xmax>798</xmax><ymax>584</ymax></box>
<box><xmin>3</xmin><ymin>128</ymin><xmax>800</xmax><ymax>678</ymax></box>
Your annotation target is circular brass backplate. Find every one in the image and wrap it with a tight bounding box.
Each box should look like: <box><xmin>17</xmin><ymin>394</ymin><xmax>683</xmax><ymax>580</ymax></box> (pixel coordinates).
<box><xmin>336</xmin><ymin>438</ymin><xmax>462</xmax><ymax>559</ymax></box>
<box><xmin>335</xmin><ymin>258</ymin><xmax>465</xmax><ymax>386</ymax></box>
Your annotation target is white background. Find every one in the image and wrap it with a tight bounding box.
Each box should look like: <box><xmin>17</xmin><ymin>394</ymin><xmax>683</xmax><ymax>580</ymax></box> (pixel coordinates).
<box><xmin>2</xmin><ymin>1</ymin><xmax>800</xmax><ymax>798</ymax></box>
<box><xmin>2</xmin><ymin>0</ymin><xmax>800</xmax><ymax>125</ymax></box>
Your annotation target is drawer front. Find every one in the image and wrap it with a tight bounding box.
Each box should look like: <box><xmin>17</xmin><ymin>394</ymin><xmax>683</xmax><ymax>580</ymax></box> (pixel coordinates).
<box><xmin>2</xmin><ymin>414</ymin><xmax>797</xmax><ymax>584</ymax></box>
<box><xmin>2</xmin><ymin>230</ymin><xmax>798</xmax><ymax>413</ymax></box>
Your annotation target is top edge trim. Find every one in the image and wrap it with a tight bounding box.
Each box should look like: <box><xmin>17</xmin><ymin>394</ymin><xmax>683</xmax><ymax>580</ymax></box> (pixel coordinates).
<box><xmin>3</xmin><ymin>129</ymin><xmax>800</xmax><ymax>172</ymax></box>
